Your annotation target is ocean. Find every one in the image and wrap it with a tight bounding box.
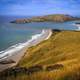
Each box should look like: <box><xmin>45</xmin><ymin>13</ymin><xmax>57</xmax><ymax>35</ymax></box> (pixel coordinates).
<box><xmin>0</xmin><ymin>15</ymin><xmax>79</xmax><ymax>52</ymax></box>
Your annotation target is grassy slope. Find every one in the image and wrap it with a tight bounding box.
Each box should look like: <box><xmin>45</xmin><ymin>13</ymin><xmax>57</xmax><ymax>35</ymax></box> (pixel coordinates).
<box><xmin>2</xmin><ymin>30</ymin><xmax>80</xmax><ymax>80</ymax></box>
<box><xmin>12</xmin><ymin>14</ymin><xmax>77</xmax><ymax>23</ymax></box>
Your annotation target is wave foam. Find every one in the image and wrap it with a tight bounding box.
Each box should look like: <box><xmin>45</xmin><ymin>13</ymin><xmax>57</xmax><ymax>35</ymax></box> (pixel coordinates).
<box><xmin>0</xmin><ymin>29</ymin><xmax>51</xmax><ymax>61</ymax></box>
<box><xmin>73</xmin><ymin>24</ymin><xmax>80</xmax><ymax>30</ymax></box>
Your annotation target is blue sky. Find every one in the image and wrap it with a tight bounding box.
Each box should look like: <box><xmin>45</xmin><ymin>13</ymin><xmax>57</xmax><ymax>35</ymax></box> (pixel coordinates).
<box><xmin>0</xmin><ymin>0</ymin><xmax>80</xmax><ymax>16</ymax></box>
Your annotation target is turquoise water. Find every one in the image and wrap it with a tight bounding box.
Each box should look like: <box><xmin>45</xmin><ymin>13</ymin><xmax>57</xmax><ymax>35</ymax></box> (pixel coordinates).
<box><xmin>0</xmin><ymin>16</ymin><xmax>79</xmax><ymax>51</ymax></box>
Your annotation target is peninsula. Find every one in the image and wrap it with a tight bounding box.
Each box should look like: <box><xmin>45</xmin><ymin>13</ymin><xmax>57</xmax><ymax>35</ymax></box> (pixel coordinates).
<box><xmin>11</xmin><ymin>14</ymin><xmax>80</xmax><ymax>23</ymax></box>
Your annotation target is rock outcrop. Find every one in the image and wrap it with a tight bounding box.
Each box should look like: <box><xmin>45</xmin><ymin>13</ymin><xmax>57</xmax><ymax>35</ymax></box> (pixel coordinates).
<box><xmin>11</xmin><ymin>14</ymin><xmax>79</xmax><ymax>23</ymax></box>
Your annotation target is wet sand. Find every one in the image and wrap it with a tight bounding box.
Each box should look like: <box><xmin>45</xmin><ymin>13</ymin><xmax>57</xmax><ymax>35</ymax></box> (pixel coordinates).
<box><xmin>0</xmin><ymin>29</ymin><xmax>52</xmax><ymax>72</ymax></box>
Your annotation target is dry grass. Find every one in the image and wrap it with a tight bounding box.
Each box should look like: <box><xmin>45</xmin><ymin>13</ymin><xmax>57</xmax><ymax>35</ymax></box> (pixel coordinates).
<box><xmin>1</xmin><ymin>30</ymin><xmax>80</xmax><ymax>80</ymax></box>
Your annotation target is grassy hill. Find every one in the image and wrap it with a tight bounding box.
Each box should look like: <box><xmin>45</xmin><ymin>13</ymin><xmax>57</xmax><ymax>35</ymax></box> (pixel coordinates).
<box><xmin>11</xmin><ymin>14</ymin><xmax>77</xmax><ymax>23</ymax></box>
<box><xmin>1</xmin><ymin>30</ymin><xmax>80</xmax><ymax>80</ymax></box>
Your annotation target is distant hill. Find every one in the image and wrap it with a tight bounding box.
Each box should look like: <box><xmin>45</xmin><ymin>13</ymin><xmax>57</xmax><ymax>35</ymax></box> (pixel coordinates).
<box><xmin>11</xmin><ymin>14</ymin><xmax>79</xmax><ymax>23</ymax></box>
<box><xmin>1</xmin><ymin>29</ymin><xmax>80</xmax><ymax>80</ymax></box>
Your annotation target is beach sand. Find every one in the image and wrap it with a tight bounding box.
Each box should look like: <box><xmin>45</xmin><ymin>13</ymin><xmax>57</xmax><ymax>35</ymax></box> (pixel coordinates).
<box><xmin>0</xmin><ymin>29</ymin><xmax>52</xmax><ymax>72</ymax></box>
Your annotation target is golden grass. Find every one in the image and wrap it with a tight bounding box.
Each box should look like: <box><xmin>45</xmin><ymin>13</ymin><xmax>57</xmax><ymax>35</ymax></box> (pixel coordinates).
<box><xmin>1</xmin><ymin>30</ymin><xmax>80</xmax><ymax>80</ymax></box>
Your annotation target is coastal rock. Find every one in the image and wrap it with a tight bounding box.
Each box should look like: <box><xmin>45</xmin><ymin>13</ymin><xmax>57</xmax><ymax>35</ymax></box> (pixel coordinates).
<box><xmin>11</xmin><ymin>19</ymin><xmax>31</xmax><ymax>23</ymax></box>
<box><xmin>10</xmin><ymin>14</ymin><xmax>78</xmax><ymax>23</ymax></box>
<box><xmin>0</xmin><ymin>59</ymin><xmax>15</xmax><ymax>64</ymax></box>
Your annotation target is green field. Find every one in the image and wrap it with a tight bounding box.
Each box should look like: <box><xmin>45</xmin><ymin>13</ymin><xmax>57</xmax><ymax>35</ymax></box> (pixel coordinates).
<box><xmin>1</xmin><ymin>30</ymin><xmax>80</xmax><ymax>80</ymax></box>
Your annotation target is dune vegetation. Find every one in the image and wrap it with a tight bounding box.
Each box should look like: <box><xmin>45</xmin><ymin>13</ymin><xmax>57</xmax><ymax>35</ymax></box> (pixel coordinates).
<box><xmin>0</xmin><ymin>29</ymin><xmax>80</xmax><ymax>80</ymax></box>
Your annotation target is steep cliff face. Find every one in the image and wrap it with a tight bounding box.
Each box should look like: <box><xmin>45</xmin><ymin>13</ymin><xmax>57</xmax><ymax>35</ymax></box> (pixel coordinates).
<box><xmin>11</xmin><ymin>14</ymin><xmax>77</xmax><ymax>23</ymax></box>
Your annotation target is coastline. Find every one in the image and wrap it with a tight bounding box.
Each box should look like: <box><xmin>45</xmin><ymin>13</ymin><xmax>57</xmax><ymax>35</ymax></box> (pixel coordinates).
<box><xmin>10</xmin><ymin>14</ymin><xmax>78</xmax><ymax>23</ymax></box>
<box><xmin>0</xmin><ymin>29</ymin><xmax>52</xmax><ymax>72</ymax></box>
<box><xmin>73</xmin><ymin>23</ymin><xmax>80</xmax><ymax>30</ymax></box>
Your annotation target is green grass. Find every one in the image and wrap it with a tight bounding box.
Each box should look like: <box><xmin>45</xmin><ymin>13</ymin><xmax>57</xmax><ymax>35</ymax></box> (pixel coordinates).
<box><xmin>1</xmin><ymin>30</ymin><xmax>80</xmax><ymax>80</ymax></box>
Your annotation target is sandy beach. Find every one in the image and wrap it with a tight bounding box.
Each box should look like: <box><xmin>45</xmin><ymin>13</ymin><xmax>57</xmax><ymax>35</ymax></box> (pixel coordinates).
<box><xmin>0</xmin><ymin>29</ymin><xmax>52</xmax><ymax>72</ymax></box>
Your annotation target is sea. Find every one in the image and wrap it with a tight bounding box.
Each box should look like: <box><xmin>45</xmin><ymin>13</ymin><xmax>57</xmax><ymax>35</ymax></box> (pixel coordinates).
<box><xmin>0</xmin><ymin>15</ymin><xmax>80</xmax><ymax>52</ymax></box>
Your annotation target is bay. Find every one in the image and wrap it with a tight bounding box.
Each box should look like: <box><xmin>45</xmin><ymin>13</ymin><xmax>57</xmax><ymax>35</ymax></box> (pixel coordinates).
<box><xmin>0</xmin><ymin>16</ymin><xmax>79</xmax><ymax>51</ymax></box>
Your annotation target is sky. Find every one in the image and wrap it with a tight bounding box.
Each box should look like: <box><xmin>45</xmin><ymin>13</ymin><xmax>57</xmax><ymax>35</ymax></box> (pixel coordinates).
<box><xmin>0</xmin><ymin>0</ymin><xmax>80</xmax><ymax>16</ymax></box>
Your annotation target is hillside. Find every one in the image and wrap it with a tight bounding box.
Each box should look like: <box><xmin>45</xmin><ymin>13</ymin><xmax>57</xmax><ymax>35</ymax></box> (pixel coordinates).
<box><xmin>0</xmin><ymin>29</ymin><xmax>80</xmax><ymax>80</ymax></box>
<box><xmin>10</xmin><ymin>14</ymin><xmax>78</xmax><ymax>23</ymax></box>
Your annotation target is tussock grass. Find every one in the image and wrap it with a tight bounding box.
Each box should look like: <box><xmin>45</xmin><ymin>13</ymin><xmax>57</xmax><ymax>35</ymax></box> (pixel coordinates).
<box><xmin>1</xmin><ymin>30</ymin><xmax>80</xmax><ymax>80</ymax></box>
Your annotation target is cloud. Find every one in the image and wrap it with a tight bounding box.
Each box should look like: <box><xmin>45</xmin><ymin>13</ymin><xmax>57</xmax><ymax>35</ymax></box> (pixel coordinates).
<box><xmin>0</xmin><ymin>0</ymin><xmax>80</xmax><ymax>15</ymax></box>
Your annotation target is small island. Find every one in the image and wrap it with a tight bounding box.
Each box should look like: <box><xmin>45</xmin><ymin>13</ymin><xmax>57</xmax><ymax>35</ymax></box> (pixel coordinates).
<box><xmin>11</xmin><ymin>14</ymin><xmax>80</xmax><ymax>23</ymax></box>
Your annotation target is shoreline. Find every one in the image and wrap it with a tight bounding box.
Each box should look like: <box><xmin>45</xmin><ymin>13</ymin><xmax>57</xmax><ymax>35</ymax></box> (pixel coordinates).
<box><xmin>0</xmin><ymin>29</ymin><xmax>52</xmax><ymax>72</ymax></box>
<box><xmin>72</xmin><ymin>23</ymin><xmax>80</xmax><ymax>30</ymax></box>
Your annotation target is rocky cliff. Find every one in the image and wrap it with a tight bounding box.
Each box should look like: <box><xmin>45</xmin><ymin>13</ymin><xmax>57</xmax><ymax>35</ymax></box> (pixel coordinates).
<box><xmin>11</xmin><ymin>14</ymin><xmax>78</xmax><ymax>23</ymax></box>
